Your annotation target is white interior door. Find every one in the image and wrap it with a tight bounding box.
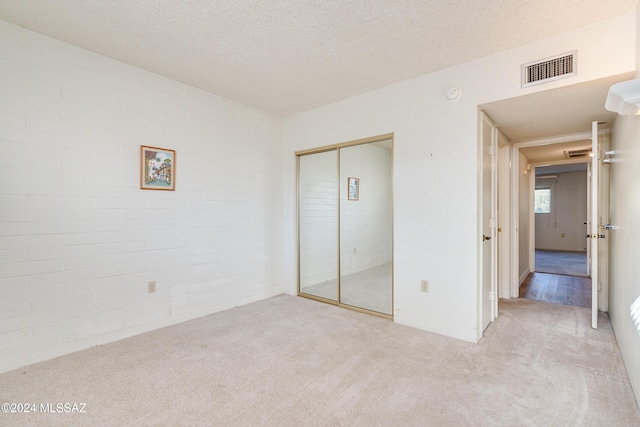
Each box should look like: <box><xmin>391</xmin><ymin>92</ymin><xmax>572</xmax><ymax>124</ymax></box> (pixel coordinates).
<box><xmin>490</xmin><ymin>130</ymin><xmax>498</xmax><ymax>320</ymax></box>
<box><xmin>590</xmin><ymin>121</ymin><xmax>599</xmax><ymax>329</ymax></box>
<box><xmin>586</xmin><ymin>161</ymin><xmax>592</xmax><ymax>278</ymax></box>
<box><xmin>480</xmin><ymin>113</ymin><xmax>498</xmax><ymax>333</ymax></box>
<box><xmin>597</xmin><ymin>133</ymin><xmax>610</xmax><ymax>313</ymax></box>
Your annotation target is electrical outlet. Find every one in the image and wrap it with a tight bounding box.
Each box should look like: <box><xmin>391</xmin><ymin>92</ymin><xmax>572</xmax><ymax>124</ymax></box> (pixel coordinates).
<box><xmin>148</xmin><ymin>281</ymin><xmax>156</xmax><ymax>293</ymax></box>
<box><xmin>421</xmin><ymin>280</ymin><xmax>429</xmax><ymax>293</ymax></box>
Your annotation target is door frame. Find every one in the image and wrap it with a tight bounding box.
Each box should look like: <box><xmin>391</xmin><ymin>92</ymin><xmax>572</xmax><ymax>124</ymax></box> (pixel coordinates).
<box><xmin>497</xmin><ymin>138</ymin><xmax>512</xmax><ymax>300</ymax></box>
<box><xmin>589</xmin><ymin>122</ymin><xmax>611</xmax><ymax>326</ymax></box>
<box><xmin>590</xmin><ymin>121</ymin><xmax>599</xmax><ymax>328</ymax></box>
<box><xmin>597</xmin><ymin>130</ymin><xmax>610</xmax><ymax>313</ymax></box>
<box><xmin>510</xmin><ymin>130</ymin><xmax>609</xmax><ymax>302</ymax></box>
<box><xmin>478</xmin><ymin>112</ymin><xmax>498</xmax><ymax>339</ymax></box>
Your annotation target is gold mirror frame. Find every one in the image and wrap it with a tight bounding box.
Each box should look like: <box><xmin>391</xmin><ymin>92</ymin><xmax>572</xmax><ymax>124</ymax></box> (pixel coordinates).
<box><xmin>296</xmin><ymin>133</ymin><xmax>394</xmax><ymax>320</ymax></box>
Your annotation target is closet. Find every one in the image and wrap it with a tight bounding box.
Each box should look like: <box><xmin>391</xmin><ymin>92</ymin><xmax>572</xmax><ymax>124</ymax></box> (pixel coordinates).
<box><xmin>297</xmin><ymin>135</ymin><xmax>393</xmax><ymax>317</ymax></box>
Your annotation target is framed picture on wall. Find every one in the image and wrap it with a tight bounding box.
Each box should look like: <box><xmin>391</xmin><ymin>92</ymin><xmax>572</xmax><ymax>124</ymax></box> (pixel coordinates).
<box><xmin>348</xmin><ymin>177</ymin><xmax>359</xmax><ymax>201</ymax></box>
<box><xmin>140</xmin><ymin>145</ymin><xmax>176</xmax><ymax>190</ymax></box>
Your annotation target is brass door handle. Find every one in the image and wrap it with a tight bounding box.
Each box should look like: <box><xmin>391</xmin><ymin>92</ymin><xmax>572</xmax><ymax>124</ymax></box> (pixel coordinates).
<box><xmin>483</xmin><ymin>235</ymin><xmax>491</xmax><ymax>241</ymax></box>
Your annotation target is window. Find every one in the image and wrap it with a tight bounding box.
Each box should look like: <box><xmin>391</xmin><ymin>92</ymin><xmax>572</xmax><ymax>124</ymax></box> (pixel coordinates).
<box><xmin>535</xmin><ymin>187</ymin><xmax>551</xmax><ymax>213</ymax></box>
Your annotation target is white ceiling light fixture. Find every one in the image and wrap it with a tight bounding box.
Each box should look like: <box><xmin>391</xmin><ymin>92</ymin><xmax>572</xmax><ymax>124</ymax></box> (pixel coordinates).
<box><xmin>605</xmin><ymin>79</ymin><xmax>640</xmax><ymax>115</ymax></box>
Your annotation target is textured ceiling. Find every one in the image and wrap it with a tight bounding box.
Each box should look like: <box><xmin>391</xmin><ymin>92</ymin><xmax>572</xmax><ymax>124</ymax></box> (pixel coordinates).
<box><xmin>521</xmin><ymin>140</ymin><xmax>592</xmax><ymax>165</ymax></box>
<box><xmin>483</xmin><ymin>72</ymin><xmax>635</xmax><ymax>164</ymax></box>
<box><xmin>535</xmin><ymin>163</ymin><xmax>588</xmax><ymax>176</ymax></box>
<box><xmin>481</xmin><ymin>73</ymin><xmax>636</xmax><ymax>143</ymax></box>
<box><xmin>0</xmin><ymin>0</ymin><xmax>636</xmax><ymax>117</ymax></box>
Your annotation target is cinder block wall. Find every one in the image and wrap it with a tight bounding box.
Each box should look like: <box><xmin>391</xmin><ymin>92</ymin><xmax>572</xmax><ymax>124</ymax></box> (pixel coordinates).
<box><xmin>0</xmin><ymin>21</ymin><xmax>284</xmax><ymax>373</ymax></box>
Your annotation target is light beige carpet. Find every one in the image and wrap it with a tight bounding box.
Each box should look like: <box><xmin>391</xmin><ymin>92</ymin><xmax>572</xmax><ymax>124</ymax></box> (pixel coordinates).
<box><xmin>1</xmin><ymin>295</ymin><xmax>639</xmax><ymax>426</ymax></box>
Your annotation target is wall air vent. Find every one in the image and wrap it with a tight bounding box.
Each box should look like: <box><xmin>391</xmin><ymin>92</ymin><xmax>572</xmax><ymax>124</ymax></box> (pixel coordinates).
<box><xmin>564</xmin><ymin>148</ymin><xmax>591</xmax><ymax>159</ymax></box>
<box><xmin>521</xmin><ymin>51</ymin><xmax>577</xmax><ymax>88</ymax></box>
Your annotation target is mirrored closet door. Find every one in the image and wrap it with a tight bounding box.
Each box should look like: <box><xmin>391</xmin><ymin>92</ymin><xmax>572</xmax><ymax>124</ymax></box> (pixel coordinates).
<box><xmin>297</xmin><ymin>136</ymin><xmax>393</xmax><ymax>318</ymax></box>
<box><xmin>298</xmin><ymin>150</ymin><xmax>339</xmax><ymax>301</ymax></box>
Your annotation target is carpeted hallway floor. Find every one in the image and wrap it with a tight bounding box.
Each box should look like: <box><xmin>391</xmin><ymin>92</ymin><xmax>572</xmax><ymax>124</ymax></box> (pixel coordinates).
<box><xmin>1</xmin><ymin>295</ymin><xmax>638</xmax><ymax>426</ymax></box>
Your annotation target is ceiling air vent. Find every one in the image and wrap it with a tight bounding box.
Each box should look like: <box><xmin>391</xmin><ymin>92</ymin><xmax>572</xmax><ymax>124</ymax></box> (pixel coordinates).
<box><xmin>522</xmin><ymin>51</ymin><xmax>577</xmax><ymax>88</ymax></box>
<box><xmin>564</xmin><ymin>148</ymin><xmax>591</xmax><ymax>159</ymax></box>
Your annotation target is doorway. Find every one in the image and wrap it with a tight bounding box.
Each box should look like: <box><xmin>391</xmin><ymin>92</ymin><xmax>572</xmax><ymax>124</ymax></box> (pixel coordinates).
<box><xmin>481</xmin><ymin>76</ymin><xmax>625</xmax><ymax>331</ymax></box>
<box><xmin>524</xmin><ymin>161</ymin><xmax>591</xmax><ymax>308</ymax></box>
<box><xmin>531</xmin><ymin>163</ymin><xmax>589</xmax><ymax>279</ymax></box>
<box><xmin>510</xmin><ymin>126</ymin><xmax>610</xmax><ymax>322</ymax></box>
<box><xmin>297</xmin><ymin>134</ymin><xmax>394</xmax><ymax>318</ymax></box>
<box><xmin>514</xmin><ymin>140</ymin><xmax>594</xmax><ymax>309</ymax></box>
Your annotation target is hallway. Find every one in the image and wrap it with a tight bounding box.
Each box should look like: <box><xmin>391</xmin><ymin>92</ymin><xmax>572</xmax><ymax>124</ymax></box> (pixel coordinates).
<box><xmin>520</xmin><ymin>250</ymin><xmax>591</xmax><ymax>308</ymax></box>
<box><xmin>519</xmin><ymin>272</ymin><xmax>591</xmax><ymax>308</ymax></box>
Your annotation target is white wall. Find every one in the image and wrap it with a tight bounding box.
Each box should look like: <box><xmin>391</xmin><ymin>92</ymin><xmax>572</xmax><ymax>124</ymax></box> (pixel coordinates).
<box><xmin>283</xmin><ymin>12</ymin><xmax>636</xmax><ymax>342</ymax></box>
<box><xmin>535</xmin><ymin>171</ymin><xmax>587</xmax><ymax>251</ymax></box>
<box><xmin>518</xmin><ymin>152</ymin><xmax>531</xmax><ymax>282</ymax></box>
<box><xmin>340</xmin><ymin>143</ymin><xmax>392</xmax><ymax>275</ymax></box>
<box><xmin>0</xmin><ymin>21</ymin><xmax>284</xmax><ymax>373</ymax></box>
<box><xmin>609</xmin><ymin>115</ymin><xmax>640</xmax><ymax>408</ymax></box>
<box><xmin>605</xmin><ymin>3</ymin><xmax>640</xmax><ymax>406</ymax></box>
